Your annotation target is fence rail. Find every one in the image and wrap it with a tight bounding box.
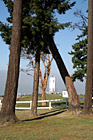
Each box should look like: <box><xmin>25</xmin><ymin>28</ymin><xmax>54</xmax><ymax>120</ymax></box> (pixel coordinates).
<box><xmin>16</xmin><ymin>98</ymin><xmax>68</xmax><ymax>110</ymax></box>
<box><xmin>0</xmin><ymin>97</ymin><xmax>93</xmax><ymax>110</ymax></box>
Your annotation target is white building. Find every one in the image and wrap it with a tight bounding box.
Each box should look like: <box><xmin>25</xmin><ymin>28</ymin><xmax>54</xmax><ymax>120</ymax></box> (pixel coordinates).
<box><xmin>49</xmin><ymin>76</ymin><xmax>55</xmax><ymax>94</ymax></box>
<box><xmin>62</xmin><ymin>90</ymin><xmax>68</xmax><ymax>98</ymax></box>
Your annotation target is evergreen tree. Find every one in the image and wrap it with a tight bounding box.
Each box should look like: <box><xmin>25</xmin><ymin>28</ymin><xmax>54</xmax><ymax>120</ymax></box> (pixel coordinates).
<box><xmin>0</xmin><ymin>0</ymin><xmax>75</xmax><ymax>53</ymax></box>
<box><xmin>27</xmin><ymin>0</ymin><xmax>80</xmax><ymax>110</ymax></box>
<box><xmin>0</xmin><ymin>0</ymin><xmax>23</xmax><ymax>123</ymax></box>
<box><xmin>69</xmin><ymin>27</ymin><xmax>88</xmax><ymax>82</ymax></box>
<box><xmin>69</xmin><ymin>11</ymin><xmax>88</xmax><ymax>82</ymax></box>
<box><xmin>83</xmin><ymin>0</ymin><xmax>93</xmax><ymax>114</ymax></box>
<box><xmin>31</xmin><ymin>50</ymin><xmax>40</xmax><ymax>116</ymax></box>
<box><xmin>0</xmin><ymin>0</ymin><xmax>80</xmax><ymax>112</ymax></box>
<box><xmin>48</xmin><ymin>36</ymin><xmax>80</xmax><ymax>110</ymax></box>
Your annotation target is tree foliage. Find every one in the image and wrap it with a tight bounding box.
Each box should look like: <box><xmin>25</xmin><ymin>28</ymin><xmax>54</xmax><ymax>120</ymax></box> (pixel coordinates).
<box><xmin>0</xmin><ymin>0</ymin><xmax>75</xmax><ymax>54</ymax></box>
<box><xmin>0</xmin><ymin>0</ymin><xmax>81</xmax><ymax>112</ymax></box>
<box><xmin>69</xmin><ymin>10</ymin><xmax>88</xmax><ymax>82</ymax></box>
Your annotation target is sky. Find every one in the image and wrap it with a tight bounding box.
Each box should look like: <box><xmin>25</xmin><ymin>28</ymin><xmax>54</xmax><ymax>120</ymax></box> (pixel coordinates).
<box><xmin>0</xmin><ymin>0</ymin><xmax>88</xmax><ymax>95</ymax></box>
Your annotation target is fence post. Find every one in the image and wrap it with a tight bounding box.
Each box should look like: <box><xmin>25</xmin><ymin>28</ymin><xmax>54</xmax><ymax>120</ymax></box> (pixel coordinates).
<box><xmin>49</xmin><ymin>100</ymin><xmax>51</xmax><ymax>110</ymax></box>
<box><xmin>0</xmin><ymin>100</ymin><xmax>2</xmax><ymax>110</ymax></box>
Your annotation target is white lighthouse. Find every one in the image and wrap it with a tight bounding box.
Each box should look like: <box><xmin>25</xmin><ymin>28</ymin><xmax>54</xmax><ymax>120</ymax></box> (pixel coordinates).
<box><xmin>49</xmin><ymin>76</ymin><xmax>55</xmax><ymax>94</ymax></box>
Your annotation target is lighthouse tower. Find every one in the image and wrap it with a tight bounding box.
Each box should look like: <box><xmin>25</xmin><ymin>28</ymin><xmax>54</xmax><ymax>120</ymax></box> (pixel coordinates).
<box><xmin>49</xmin><ymin>76</ymin><xmax>55</xmax><ymax>94</ymax></box>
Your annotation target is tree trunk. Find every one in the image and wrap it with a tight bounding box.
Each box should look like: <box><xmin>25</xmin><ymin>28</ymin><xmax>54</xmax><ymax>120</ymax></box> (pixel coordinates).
<box><xmin>83</xmin><ymin>0</ymin><xmax>93</xmax><ymax>114</ymax></box>
<box><xmin>30</xmin><ymin>51</ymin><xmax>40</xmax><ymax>117</ymax></box>
<box><xmin>0</xmin><ymin>0</ymin><xmax>23</xmax><ymax>123</ymax></box>
<box><xmin>39</xmin><ymin>69</ymin><xmax>46</xmax><ymax>106</ymax></box>
<box><xmin>48</xmin><ymin>36</ymin><xmax>80</xmax><ymax>110</ymax></box>
<box><xmin>40</xmin><ymin>54</ymin><xmax>53</xmax><ymax>107</ymax></box>
<box><xmin>42</xmin><ymin>90</ymin><xmax>47</xmax><ymax>107</ymax></box>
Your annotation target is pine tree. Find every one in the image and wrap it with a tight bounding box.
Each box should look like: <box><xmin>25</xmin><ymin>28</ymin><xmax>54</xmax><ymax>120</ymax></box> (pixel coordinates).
<box><xmin>28</xmin><ymin>0</ymin><xmax>80</xmax><ymax>110</ymax></box>
<box><xmin>0</xmin><ymin>0</ymin><xmax>80</xmax><ymax>112</ymax></box>
<box><xmin>0</xmin><ymin>0</ymin><xmax>23</xmax><ymax>123</ymax></box>
<box><xmin>69</xmin><ymin>10</ymin><xmax>88</xmax><ymax>82</ymax></box>
<box><xmin>48</xmin><ymin>36</ymin><xmax>80</xmax><ymax>110</ymax></box>
<box><xmin>30</xmin><ymin>50</ymin><xmax>40</xmax><ymax>116</ymax></box>
<box><xmin>83</xmin><ymin>0</ymin><xmax>93</xmax><ymax>114</ymax></box>
<box><xmin>69</xmin><ymin>27</ymin><xmax>88</xmax><ymax>82</ymax></box>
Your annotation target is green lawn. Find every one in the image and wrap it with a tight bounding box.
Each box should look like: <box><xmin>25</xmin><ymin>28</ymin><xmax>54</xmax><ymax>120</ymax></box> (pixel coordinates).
<box><xmin>1</xmin><ymin>94</ymin><xmax>90</xmax><ymax>140</ymax></box>
<box><xmin>17</xmin><ymin>94</ymin><xmax>63</xmax><ymax>101</ymax></box>
<box><xmin>16</xmin><ymin>94</ymin><xmax>67</xmax><ymax>108</ymax></box>
<box><xmin>16</xmin><ymin>94</ymin><xmax>84</xmax><ymax>108</ymax></box>
<box><xmin>0</xmin><ymin>109</ymin><xmax>93</xmax><ymax>140</ymax></box>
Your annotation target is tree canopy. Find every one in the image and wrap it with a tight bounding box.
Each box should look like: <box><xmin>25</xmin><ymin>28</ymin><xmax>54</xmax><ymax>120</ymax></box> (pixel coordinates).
<box><xmin>69</xmin><ymin>11</ymin><xmax>88</xmax><ymax>82</ymax></box>
<box><xmin>0</xmin><ymin>0</ymin><xmax>81</xmax><ymax>112</ymax></box>
<box><xmin>0</xmin><ymin>0</ymin><xmax>75</xmax><ymax>54</ymax></box>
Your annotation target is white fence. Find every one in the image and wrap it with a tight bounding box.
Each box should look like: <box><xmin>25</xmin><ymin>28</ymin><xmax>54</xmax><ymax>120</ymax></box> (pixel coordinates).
<box><xmin>0</xmin><ymin>100</ymin><xmax>2</xmax><ymax>110</ymax></box>
<box><xmin>16</xmin><ymin>99</ymin><xmax>68</xmax><ymax>110</ymax></box>
<box><xmin>0</xmin><ymin>99</ymin><xmax>68</xmax><ymax>110</ymax></box>
<box><xmin>0</xmin><ymin>97</ymin><xmax>93</xmax><ymax>110</ymax></box>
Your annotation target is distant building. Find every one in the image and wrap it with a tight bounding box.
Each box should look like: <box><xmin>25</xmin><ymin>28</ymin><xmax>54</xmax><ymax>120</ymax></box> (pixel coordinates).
<box><xmin>62</xmin><ymin>90</ymin><xmax>68</xmax><ymax>98</ymax></box>
<box><xmin>49</xmin><ymin>76</ymin><xmax>55</xmax><ymax>94</ymax></box>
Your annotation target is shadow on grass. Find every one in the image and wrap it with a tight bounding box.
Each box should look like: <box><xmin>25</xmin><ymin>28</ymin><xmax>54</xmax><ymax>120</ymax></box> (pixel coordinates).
<box><xmin>23</xmin><ymin>109</ymin><xmax>66</xmax><ymax>122</ymax></box>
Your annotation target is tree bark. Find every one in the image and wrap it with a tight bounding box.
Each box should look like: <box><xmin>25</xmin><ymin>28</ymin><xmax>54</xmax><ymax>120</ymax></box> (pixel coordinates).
<box><xmin>39</xmin><ymin>70</ymin><xmax>47</xmax><ymax>106</ymax></box>
<box><xmin>83</xmin><ymin>0</ymin><xmax>93</xmax><ymax>114</ymax></box>
<box><xmin>0</xmin><ymin>0</ymin><xmax>23</xmax><ymax>123</ymax></box>
<box><xmin>40</xmin><ymin>54</ymin><xmax>53</xmax><ymax>107</ymax></box>
<box><xmin>48</xmin><ymin>36</ymin><xmax>80</xmax><ymax>110</ymax></box>
<box><xmin>30</xmin><ymin>51</ymin><xmax>40</xmax><ymax>117</ymax></box>
<box><xmin>41</xmin><ymin>90</ymin><xmax>47</xmax><ymax>107</ymax></box>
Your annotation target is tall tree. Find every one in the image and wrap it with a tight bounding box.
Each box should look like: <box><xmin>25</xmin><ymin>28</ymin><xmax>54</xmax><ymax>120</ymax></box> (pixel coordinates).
<box><xmin>83</xmin><ymin>0</ymin><xmax>93</xmax><ymax>114</ymax></box>
<box><xmin>40</xmin><ymin>53</ymin><xmax>53</xmax><ymax>107</ymax></box>
<box><xmin>48</xmin><ymin>36</ymin><xmax>80</xmax><ymax>110</ymax></box>
<box><xmin>21</xmin><ymin>52</ymin><xmax>53</xmax><ymax>107</ymax></box>
<box><xmin>29</xmin><ymin>0</ymin><xmax>80</xmax><ymax>110</ymax></box>
<box><xmin>69</xmin><ymin>10</ymin><xmax>88</xmax><ymax>82</ymax></box>
<box><xmin>20</xmin><ymin>0</ymin><xmax>79</xmax><ymax>114</ymax></box>
<box><xmin>0</xmin><ymin>0</ymin><xmax>23</xmax><ymax>123</ymax></box>
<box><xmin>31</xmin><ymin>50</ymin><xmax>40</xmax><ymax>117</ymax></box>
<box><xmin>0</xmin><ymin>0</ymin><xmax>80</xmax><ymax>111</ymax></box>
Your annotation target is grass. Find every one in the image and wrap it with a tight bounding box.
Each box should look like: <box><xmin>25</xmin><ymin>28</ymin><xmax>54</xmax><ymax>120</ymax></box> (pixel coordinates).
<box><xmin>17</xmin><ymin>94</ymin><xmax>63</xmax><ymax>101</ymax></box>
<box><xmin>1</xmin><ymin>94</ymin><xmax>91</xmax><ymax>140</ymax></box>
<box><xmin>0</xmin><ymin>109</ymin><xmax>93</xmax><ymax>140</ymax></box>
<box><xmin>16</xmin><ymin>94</ymin><xmax>67</xmax><ymax>108</ymax></box>
<box><xmin>16</xmin><ymin>94</ymin><xmax>84</xmax><ymax>108</ymax></box>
